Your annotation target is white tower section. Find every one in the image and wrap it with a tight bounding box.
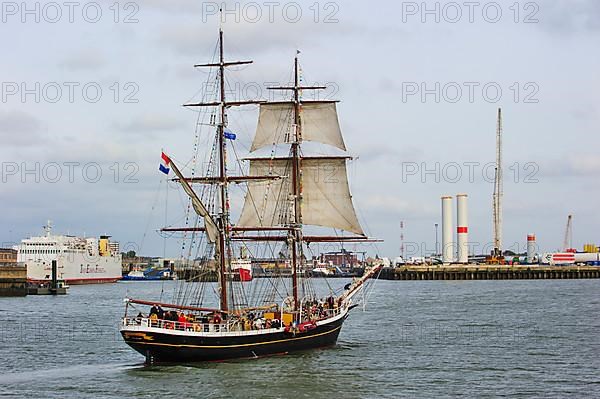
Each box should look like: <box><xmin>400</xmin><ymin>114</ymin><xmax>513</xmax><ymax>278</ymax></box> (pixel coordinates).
<box><xmin>527</xmin><ymin>234</ymin><xmax>536</xmax><ymax>264</ymax></box>
<box><xmin>442</xmin><ymin>196</ymin><xmax>454</xmax><ymax>264</ymax></box>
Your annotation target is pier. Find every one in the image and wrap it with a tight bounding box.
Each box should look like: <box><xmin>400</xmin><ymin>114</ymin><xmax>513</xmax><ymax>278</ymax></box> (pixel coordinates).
<box><xmin>0</xmin><ymin>265</ymin><xmax>27</xmax><ymax>296</ymax></box>
<box><xmin>378</xmin><ymin>265</ymin><xmax>600</xmax><ymax>281</ymax></box>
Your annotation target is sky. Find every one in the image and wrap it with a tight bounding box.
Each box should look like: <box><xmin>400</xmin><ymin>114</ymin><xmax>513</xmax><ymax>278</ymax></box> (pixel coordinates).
<box><xmin>0</xmin><ymin>0</ymin><xmax>599</xmax><ymax>258</ymax></box>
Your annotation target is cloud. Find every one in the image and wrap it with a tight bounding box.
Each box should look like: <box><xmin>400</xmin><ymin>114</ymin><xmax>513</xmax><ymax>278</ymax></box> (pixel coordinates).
<box><xmin>567</xmin><ymin>155</ymin><xmax>600</xmax><ymax>175</ymax></box>
<box><xmin>141</xmin><ymin>0</ymin><xmax>205</xmax><ymax>14</ymax></box>
<box><xmin>156</xmin><ymin>17</ymin><xmax>358</xmax><ymax>56</ymax></box>
<box><xmin>538</xmin><ymin>155</ymin><xmax>600</xmax><ymax>178</ymax></box>
<box><xmin>363</xmin><ymin>194</ymin><xmax>435</xmax><ymax>217</ymax></box>
<box><xmin>0</xmin><ymin>110</ymin><xmax>46</xmax><ymax>146</ymax></box>
<box><xmin>60</xmin><ymin>49</ymin><xmax>106</xmax><ymax>71</ymax></box>
<box><xmin>2</xmin><ymin>0</ymin><xmax>600</xmax><ymax>258</ymax></box>
<box><xmin>114</xmin><ymin>114</ymin><xmax>185</xmax><ymax>133</ymax></box>
<box><xmin>539</xmin><ymin>0</ymin><xmax>600</xmax><ymax>34</ymax></box>
<box><xmin>354</xmin><ymin>144</ymin><xmax>425</xmax><ymax>163</ymax></box>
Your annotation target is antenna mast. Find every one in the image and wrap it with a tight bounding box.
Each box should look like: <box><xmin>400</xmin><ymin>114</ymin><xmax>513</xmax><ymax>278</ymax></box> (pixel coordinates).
<box><xmin>493</xmin><ymin>108</ymin><xmax>503</xmax><ymax>257</ymax></box>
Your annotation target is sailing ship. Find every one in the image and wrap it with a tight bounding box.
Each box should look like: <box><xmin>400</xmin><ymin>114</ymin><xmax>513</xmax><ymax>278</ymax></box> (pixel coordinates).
<box><xmin>120</xmin><ymin>29</ymin><xmax>382</xmax><ymax>363</ymax></box>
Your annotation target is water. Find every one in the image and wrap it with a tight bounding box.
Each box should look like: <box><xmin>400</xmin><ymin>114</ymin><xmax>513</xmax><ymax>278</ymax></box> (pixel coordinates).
<box><xmin>1</xmin><ymin>279</ymin><xmax>600</xmax><ymax>398</ymax></box>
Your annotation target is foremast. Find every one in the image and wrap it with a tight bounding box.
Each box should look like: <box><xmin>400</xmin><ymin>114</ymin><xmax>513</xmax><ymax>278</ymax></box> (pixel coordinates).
<box><xmin>183</xmin><ymin>29</ymin><xmax>258</xmax><ymax>312</ymax></box>
<box><xmin>291</xmin><ymin>56</ymin><xmax>302</xmax><ymax>316</ymax></box>
<box><xmin>216</xmin><ymin>29</ymin><xmax>230</xmax><ymax>313</ymax></box>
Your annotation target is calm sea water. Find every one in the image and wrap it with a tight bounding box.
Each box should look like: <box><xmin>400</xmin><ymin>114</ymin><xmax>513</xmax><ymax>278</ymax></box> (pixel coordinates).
<box><xmin>1</xmin><ymin>279</ymin><xmax>600</xmax><ymax>398</ymax></box>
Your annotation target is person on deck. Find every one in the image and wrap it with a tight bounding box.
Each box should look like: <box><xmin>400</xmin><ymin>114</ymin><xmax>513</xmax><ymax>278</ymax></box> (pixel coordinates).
<box><xmin>157</xmin><ymin>305</ymin><xmax>164</xmax><ymax>319</ymax></box>
<box><xmin>178</xmin><ymin>312</ymin><xmax>187</xmax><ymax>330</ymax></box>
<box><xmin>327</xmin><ymin>296</ymin><xmax>334</xmax><ymax>310</ymax></box>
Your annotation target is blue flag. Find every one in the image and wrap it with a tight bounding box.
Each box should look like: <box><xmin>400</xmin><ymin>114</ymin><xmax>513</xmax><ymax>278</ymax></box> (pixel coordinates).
<box><xmin>224</xmin><ymin>129</ymin><xmax>236</xmax><ymax>140</ymax></box>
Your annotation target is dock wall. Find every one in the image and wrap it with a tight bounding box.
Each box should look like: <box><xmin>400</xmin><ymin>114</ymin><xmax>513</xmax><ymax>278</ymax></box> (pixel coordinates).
<box><xmin>378</xmin><ymin>265</ymin><xmax>600</xmax><ymax>281</ymax></box>
<box><xmin>0</xmin><ymin>265</ymin><xmax>28</xmax><ymax>296</ymax></box>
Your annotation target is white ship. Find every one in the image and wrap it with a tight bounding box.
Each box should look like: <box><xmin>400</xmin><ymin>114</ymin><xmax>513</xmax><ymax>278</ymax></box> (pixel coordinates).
<box><xmin>14</xmin><ymin>222</ymin><xmax>122</xmax><ymax>284</ymax></box>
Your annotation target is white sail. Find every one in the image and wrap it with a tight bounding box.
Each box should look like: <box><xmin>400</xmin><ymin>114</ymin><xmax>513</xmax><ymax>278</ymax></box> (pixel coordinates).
<box><xmin>250</xmin><ymin>102</ymin><xmax>347</xmax><ymax>152</ymax></box>
<box><xmin>302</xmin><ymin>157</ymin><xmax>363</xmax><ymax>235</ymax></box>
<box><xmin>237</xmin><ymin>159</ymin><xmax>293</xmax><ymax>228</ymax></box>
<box><xmin>238</xmin><ymin>157</ymin><xmax>364</xmax><ymax>235</ymax></box>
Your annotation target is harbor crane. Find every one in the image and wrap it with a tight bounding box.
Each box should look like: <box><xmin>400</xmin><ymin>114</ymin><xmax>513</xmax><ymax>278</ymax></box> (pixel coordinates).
<box><xmin>489</xmin><ymin>108</ymin><xmax>504</xmax><ymax>265</ymax></box>
<box><xmin>563</xmin><ymin>214</ymin><xmax>574</xmax><ymax>252</ymax></box>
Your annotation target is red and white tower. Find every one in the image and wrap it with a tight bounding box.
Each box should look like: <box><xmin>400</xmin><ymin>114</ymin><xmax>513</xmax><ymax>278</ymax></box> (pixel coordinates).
<box><xmin>457</xmin><ymin>194</ymin><xmax>469</xmax><ymax>264</ymax></box>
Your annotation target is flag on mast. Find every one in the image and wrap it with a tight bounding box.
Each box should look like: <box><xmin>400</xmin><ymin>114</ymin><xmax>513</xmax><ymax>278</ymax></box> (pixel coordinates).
<box><xmin>224</xmin><ymin>128</ymin><xmax>236</xmax><ymax>140</ymax></box>
<box><xmin>159</xmin><ymin>152</ymin><xmax>170</xmax><ymax>175</ymax></box>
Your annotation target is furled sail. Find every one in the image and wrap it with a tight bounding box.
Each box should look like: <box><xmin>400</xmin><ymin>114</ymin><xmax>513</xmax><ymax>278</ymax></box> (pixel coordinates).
<box><xmin>169</xmin><ymin>158</ymin><xmax>219</xmax><ymax>244</ymax></box>
<box><xmin>250</xmin><ymin>102</ymin><xmax>347</xmax><ymax>152</ymax></box>
<box><xmin>238</xmin><ymin>157</ymin><xmax>364</xmax><ymax>236</ymax></box>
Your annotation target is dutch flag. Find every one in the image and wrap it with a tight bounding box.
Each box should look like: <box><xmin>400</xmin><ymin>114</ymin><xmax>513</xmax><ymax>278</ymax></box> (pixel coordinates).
<box><xmin>159</xmin><ymin>152</ymin><xmax>170</xmax><ymax>175</ymax></box>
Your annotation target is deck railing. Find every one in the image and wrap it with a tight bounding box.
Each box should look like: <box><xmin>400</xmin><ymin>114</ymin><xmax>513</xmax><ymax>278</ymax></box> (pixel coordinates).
<box><xmin>122</xmin><ymin>317</ymin><xmax>230</xmax><ymax>333</ymax></box>
<box><xmin>122</xmin><ymin>305</ymin><xmax>345</xmax><ymax>334</ymax></box>
<box><xmin>300</xmin><ymin>304</ymin><xmax>343</xmax><ymax>321</ymax></box>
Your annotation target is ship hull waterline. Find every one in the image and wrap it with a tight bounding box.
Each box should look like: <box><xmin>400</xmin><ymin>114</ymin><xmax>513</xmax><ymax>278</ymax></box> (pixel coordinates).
<box><xmin>121</xmin><ymin>315</ymin><xmax>346</xmax><ymax>363</ymax></box>
<box><xmin>28</xmin><ymin>277</ymin><xmax>120</xmax><ymax>285</ymax></box>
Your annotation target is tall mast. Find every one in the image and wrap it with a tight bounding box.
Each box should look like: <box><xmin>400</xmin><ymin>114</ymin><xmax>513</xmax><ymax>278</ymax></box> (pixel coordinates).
<box><xmin>217</xmin><ymin>29</ymin><xmax>229</xmax><ymax>312</ymax></box>
<box><xmin>185</xmin><ymin>30</ymin><xmax>257</xmax><ymax>311</ymax></box>
<box><xmin>291</xmin><ymin>55</ymin><xmax>302</xmax><ymax>315</ymax></box>
<box><xmin>493</xmin><ymin>108</ymin><xmax>503</xmax><ymax>257</ymax></box>
<box><xmin>262</xmin><ymin>55</ymin><xmax>331</xmax><ymax>317</ymax></box>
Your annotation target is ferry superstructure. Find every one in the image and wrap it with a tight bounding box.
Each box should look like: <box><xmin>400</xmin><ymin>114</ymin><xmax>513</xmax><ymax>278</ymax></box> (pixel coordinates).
<box><xmin>15</xmin><ymin>223</ymin><xmax>122</xmax><ymax>284</ymax></box>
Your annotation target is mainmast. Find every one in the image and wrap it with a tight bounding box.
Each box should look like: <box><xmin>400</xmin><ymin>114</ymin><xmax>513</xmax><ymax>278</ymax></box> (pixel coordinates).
<box><xmin>268</xmin><ymin>54</ymin><xmax>327</xmax><ymax>318</ymax></box>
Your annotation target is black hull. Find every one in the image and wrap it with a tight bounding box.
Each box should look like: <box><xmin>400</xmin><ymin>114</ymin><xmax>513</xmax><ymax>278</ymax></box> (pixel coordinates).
<box><xmin>121</xmin><ymin>316</ymin><xmax>346</xmax><ymax>363</ymax></box>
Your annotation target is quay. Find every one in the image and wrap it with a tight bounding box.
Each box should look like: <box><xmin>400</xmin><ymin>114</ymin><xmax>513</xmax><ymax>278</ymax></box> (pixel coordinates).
<box><xmin>0</xmin><ymin>265</ymin><xmax>27</xmax><ymax>296</ymax></box>
<box><xmin>378</xmin><ymin>265</ymin><xmax>600</xmax><ymax>281</ymax></box>
<box><xmin>0</xmin><ymin>248</ymin><xmax>26</xmax><ymax>296</ymax></box>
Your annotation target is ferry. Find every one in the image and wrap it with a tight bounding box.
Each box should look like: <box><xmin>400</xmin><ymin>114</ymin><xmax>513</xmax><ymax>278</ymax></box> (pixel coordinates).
<box><xmin>14</xmin><ymin>222</ymin><xmax>122</xmax><ymax>284</ymax></box>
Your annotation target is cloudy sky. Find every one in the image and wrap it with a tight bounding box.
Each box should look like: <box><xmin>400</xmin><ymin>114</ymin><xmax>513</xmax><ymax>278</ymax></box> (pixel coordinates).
<box><xmin>1</xmin><ymin>0</ymin><xmax>599</xmax><ymax>258</ymax></box>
